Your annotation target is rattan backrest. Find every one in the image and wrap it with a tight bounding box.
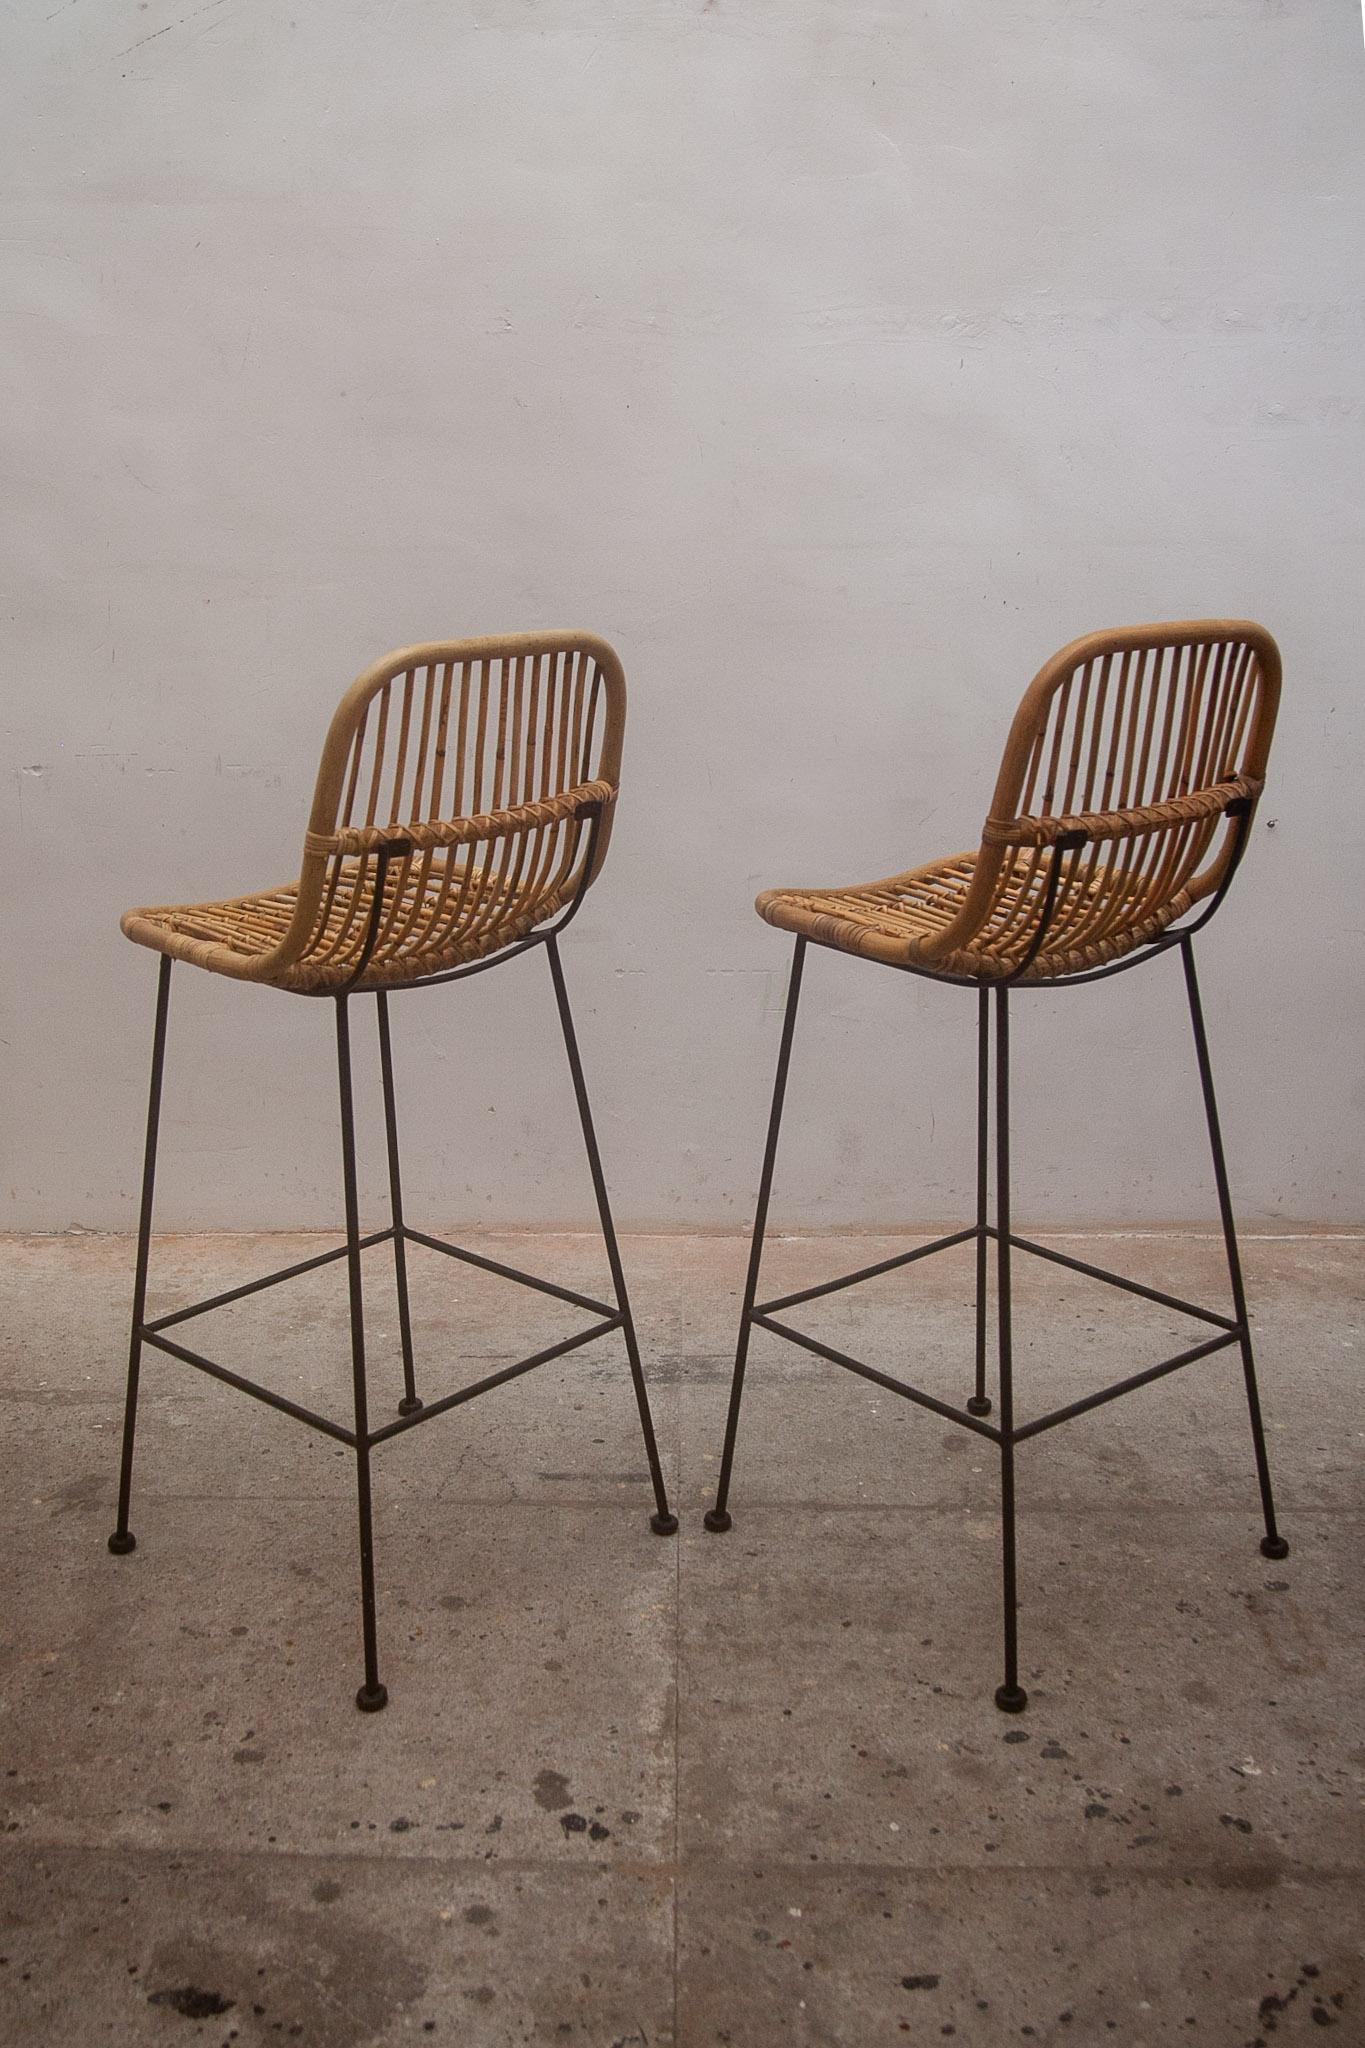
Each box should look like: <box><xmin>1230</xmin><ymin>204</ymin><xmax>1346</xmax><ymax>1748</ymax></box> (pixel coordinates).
<box><xmin>271</xmin><ymin>632</ymin><xmax>626</xmax><ymax>982</ymax></box>
<box><xmin>937</xmin><ymin>621</ymin><xmax>1281</xmax><ymax>970</ymax></box>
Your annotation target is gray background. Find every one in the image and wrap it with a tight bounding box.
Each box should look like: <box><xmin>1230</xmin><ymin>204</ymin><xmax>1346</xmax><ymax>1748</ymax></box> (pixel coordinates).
<box><xmin>3</xmin><ymin>0</ymin><xmax>1363</xmax><ymax>1230</ymax></box>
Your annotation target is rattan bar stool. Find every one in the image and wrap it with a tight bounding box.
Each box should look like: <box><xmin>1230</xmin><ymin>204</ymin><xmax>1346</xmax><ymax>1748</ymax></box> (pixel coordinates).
<box><xmin>705</xmin><ymin>620</ymin><xmax>1288</xmax><ymax>1711</ymax></box>
<box><xmin>108</xmin><ymin>631</ymin><xmax>677</xmax><ymax>1711</ymax></box>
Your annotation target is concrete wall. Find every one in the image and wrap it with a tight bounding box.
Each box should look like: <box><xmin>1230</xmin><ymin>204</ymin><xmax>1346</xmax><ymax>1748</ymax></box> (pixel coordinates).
<box><xmin>4</xmin><ymin>1</ymin><xmax>1364</xmax><ymax>1233</ymax></box>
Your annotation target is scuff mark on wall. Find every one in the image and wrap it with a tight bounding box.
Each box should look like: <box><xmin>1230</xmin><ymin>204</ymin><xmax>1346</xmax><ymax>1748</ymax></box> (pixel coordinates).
<box><xmin>115</xmin><ymin>0</ymin><xmax>238</xmax><ymax>65</ymax></box>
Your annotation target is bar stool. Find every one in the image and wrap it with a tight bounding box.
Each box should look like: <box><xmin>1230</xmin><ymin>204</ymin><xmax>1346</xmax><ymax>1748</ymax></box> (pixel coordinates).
<box><xmin>705</xmin><ymin>620</ymin><xmax>1288</xmax><ymax>1711</ymax></box>
<box><xmin>109</xmin><ymin>632</ymin><xmax>677</xmax><ymax>1711</ymax></box>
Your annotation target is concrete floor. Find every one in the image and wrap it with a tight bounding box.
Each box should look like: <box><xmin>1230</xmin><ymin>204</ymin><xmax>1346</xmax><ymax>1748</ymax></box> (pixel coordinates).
<box><xmin>0</xmin><ymin>1226</ymin><xmax>1361</xmax><ymax>2046</ymax></box>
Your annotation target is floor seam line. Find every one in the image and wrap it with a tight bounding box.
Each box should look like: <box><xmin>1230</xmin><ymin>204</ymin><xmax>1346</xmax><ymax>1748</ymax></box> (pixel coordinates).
<box><xmin>6</xmin><ymin>1839</ymin><xmax>1362</xmax><ymax>1883</ymax></box>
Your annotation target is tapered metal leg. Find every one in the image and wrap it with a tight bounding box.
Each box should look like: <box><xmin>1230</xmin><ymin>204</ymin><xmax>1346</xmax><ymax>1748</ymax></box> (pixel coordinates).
<box><xmin>109</xmin><ymin>955</ymin><xmax>174</xmax><ymax>1557</ymax></box>
<box><xmin>706</xmin><ymin>937</ymin><xmax>807</xmax><ymax>1533</ymax></box>
<box><xmin>545</xmin><ymin>936</ymin><xmax>677</xmax><ymax>1536</ymax></box>
<box><xmin>337</xmin><ymin>996</ymin><xmax>387</xmax><ymax>1712</ymax></box>
<box><xmin>1180</xmin><ymin>939</ymin><xmax>1287</xmax><ymax>1560</ymax></box>
<box><xmin>376</xmin><ymin>991</ymin><xmax>422</xmax><ymax>1417</ymax></box>
<box><xmin>993</xmin><ymin>984</ymin><xmax>1027</xmax><ymax>1712</ymax></box>
<box><xmin>968</xmin><ymin>983</ymin><xmax>993</xmax><ymax>1417</ymax></box>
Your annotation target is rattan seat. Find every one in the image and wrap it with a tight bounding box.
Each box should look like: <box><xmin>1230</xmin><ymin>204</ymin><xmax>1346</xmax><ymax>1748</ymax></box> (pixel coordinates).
<box><xmin>119</xmin><ymin>630</ymin><xmax>621</xmax><ymax>996</ymax></box>
<box><xmin>122</xmin><ymin>839</ymin><xmax>592</xmax><ymax>993</ymax></box>
<box><xmin>755</xmin><ymin>621</ymin><xmax>1270</xmax><ymax>984</ymax></box>
<box><xmin>757</xmin><ymin>848</ymin><xmax>1192</xmax><ymax>982</ymax></box>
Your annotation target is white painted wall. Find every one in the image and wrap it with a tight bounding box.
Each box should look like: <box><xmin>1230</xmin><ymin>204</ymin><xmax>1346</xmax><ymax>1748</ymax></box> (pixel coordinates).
<box><xmin>3</xmin><ymin>1</ymin><xmax>1364</xmax><ymax>1233</ymax></box>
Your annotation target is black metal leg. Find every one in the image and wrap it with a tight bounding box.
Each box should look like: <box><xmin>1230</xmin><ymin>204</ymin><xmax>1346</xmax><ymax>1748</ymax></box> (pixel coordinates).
<box><xmin>993</xmin><ymin>984</ymin><xmax>1027</xmax><ymax>1713</ymax></box>
<box><xmin>376</xmin><ymin>991</ymin><xmax>422</xmax><ymax>1417</ymax></box>
<box><xmin>545</xmin><ymin>935</ymin><xmax>677</xmax><ymax>1536</ymax></box>
<box><xmin>109</xmin><ymin>955</ymin><xmax>174</xmax><ymax>1557</ymax></box>
<box><xmin>337</xmin><ymin>996</ymin><xmax>388</xmax><ymax>1712</ymax></box>
<box><xmin>967</xmin><ymin>983</ymin><xmax>993</xmax><ymax>1417</ymax></box>
<box><xmin>705</xmin><ymin>937</ymin><xmax>807</xmax><ymax>1534</ymax></box>
<box><xmin>1180</xmin><ymin>939</ymin><xmax>1288</xmax><ymax>1560</ymax></box>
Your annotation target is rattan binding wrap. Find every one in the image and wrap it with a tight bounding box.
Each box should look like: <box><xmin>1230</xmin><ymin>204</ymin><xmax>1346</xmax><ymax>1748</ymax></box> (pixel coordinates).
<box><xmin>757</xmin><ymin>620</ymin><xmax>1280</xmax><ymax>981</ymax></box>
<box><xmin>122</xmin><ymin>632</ymin><xmax>625</xmax><ymax>992</ymax></box>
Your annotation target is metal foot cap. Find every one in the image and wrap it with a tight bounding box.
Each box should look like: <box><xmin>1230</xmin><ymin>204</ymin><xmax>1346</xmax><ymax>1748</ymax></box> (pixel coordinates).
<box><xmin>1260</xmin><ymin>1534</ymin><xmax>1290</xmax><ymax>1561</ymax></box>
<box><xmin>966</xmin><ymin>1396</ymin><xmax>993</xmax><ymax>1417</ymax></box>
<box><xmin>994</xmin><ymin>1683</ymin><xmax>1028</xmax><ymax>1714</ymax></box>
<box><xmin>107</xmin><ymin>1531</ymin><xmax>137</xmax><ymax>1556</ymax></box>
<box><xmin>703</xmin><ymin>1509</ymin><xmax>733</xmax><ymax>1534</ymax></box>
<box><xmin>355</xmin><ymin>1682</ymin><xmax>389</xmax><ymax>1714</ymax></box>
<box><xmin>396</xmin><ymin>1395</ymin><xmax>424</xmax><ymax>1417</ymax></box>
<box><xmin>650</xmin><ymin>1511</ymin><xmax>679</xmax><ymax>1537</ymax></box>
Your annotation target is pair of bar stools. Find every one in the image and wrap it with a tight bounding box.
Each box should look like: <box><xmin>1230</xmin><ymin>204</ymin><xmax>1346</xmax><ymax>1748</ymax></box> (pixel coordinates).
<box><xmin>108</xmin><ymin>621</ymin><xmax>1288</xmax><ymax>1713</ymax></box>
